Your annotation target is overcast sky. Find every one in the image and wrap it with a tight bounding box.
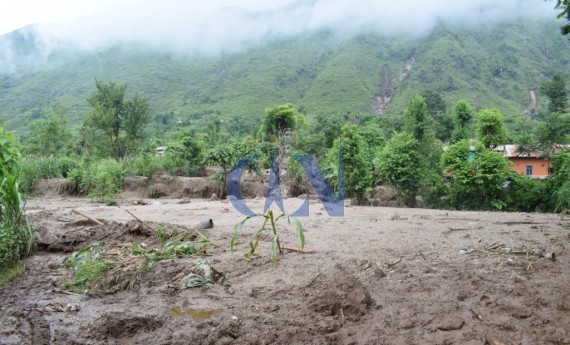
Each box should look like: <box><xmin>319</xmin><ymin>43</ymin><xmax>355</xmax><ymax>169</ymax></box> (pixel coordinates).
<box><xmin>0</xmin><ymin>0</ymin><xmax>561</xmax><ymax>53</ymax></box>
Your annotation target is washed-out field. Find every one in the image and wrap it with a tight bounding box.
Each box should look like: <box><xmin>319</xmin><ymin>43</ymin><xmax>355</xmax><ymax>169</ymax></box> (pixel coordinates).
<box><xmin>1</xmin><ymin>196</ymin><xmax>569</xmax><ymax>345</ymax></box>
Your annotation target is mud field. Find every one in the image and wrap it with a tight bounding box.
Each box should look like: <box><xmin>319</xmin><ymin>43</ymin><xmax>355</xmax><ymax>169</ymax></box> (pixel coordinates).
<box><xmin>1</xmin><ymin>196</ymin><xmax>569</xmax><ymax>345</ymax></box>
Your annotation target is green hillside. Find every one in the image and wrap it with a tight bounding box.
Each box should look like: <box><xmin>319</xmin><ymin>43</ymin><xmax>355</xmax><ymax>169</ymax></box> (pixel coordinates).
<box><xmin>0</xmin><ymin>18</ymin><xmax>569</xmax><ymax>136</ymax></box>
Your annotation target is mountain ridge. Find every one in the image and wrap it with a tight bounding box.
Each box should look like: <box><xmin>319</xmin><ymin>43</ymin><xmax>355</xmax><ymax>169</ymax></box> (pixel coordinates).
<box><xmin>0</xmin><ymin>17</ymin><xmax>569</xmax><ymax>135</ymax></box>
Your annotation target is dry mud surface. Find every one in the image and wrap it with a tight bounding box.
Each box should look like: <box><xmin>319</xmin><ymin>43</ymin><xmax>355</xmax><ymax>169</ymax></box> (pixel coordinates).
<box><xmin>1</xmin><ymin>197</ymin><xmax>570</xmax><ymax>345</ymax></box>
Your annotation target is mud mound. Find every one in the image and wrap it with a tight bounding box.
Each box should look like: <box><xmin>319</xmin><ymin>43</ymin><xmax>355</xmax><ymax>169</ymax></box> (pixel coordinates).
<box><xmin>30</xmin><ymin>179</ymin><xmax>76</xmax><ymax>197</ymax></box>
<box><xmin>93</xmin><ymin>313</ymin><xmax>164</xmax><ymax>339</ymax></box>
<box><xmin>310</xmin><ymin>264</ymin><xmax>375</xmax><ymax>322</ymax></box>
<box><xmin>38</xmin><ymin>220</ymin><xmax>153</xmax><ymax>252</ymax></box>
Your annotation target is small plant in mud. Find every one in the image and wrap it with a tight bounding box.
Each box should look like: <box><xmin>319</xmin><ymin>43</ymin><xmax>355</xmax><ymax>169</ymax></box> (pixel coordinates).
<box><xmin>62</xmin><ymin>242</ymin><xmax>114</xmax><ymax>291</ymax></box>
<box><xmin>127</xmin><ymin>229</ymin><xmax>211</xmax><ymax>269</ymax></box>
<box><xmin>231</xmin><ymin>209</ymin><xmax>305</xmax><ymax>266</ymax></box>
<box><xmin>179</xmin><ymin>259</ymin><xmax>227</xmax><ymax>288</ymax></box>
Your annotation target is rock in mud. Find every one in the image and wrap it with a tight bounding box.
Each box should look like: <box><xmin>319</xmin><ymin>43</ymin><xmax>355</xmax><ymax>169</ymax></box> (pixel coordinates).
<box><xmin>436</xmin><ymin>315</ymin><xmax>464</xmax><ymax>331</ymax></box>
<box><xmin>485</xmin><ymin>333</ymin><xmax>512</xmax><ymax>345</ymax></box>
<box><xmin>196</xmin><ymin>219</ymin><xmax>214</xmax><ymax>229</ymax></box>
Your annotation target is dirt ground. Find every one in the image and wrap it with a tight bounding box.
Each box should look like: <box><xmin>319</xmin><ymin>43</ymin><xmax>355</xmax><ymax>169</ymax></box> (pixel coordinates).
<box><xmin>1</xmin><ymin>195</ymin><xmax>569</xmax><ymax>345</ymax></box>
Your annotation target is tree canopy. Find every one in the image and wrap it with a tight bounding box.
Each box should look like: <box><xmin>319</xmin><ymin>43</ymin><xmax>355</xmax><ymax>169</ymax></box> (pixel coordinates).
<box><xmin>83</xmin><ymin>80</ymin><xmax>150</xmax><ymax>159</ymax></box>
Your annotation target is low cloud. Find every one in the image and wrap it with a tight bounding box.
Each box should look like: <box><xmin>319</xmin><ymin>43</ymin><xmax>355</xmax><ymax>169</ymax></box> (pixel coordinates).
<box><xmin>0</xmin><ymin>0</ymin><xmax>561</xmax><ymax>68</ymax></box>
<box><xmin>38</xmin><ymin>0</ymin><xmax>558</xmax><ymax>52</ymax></box>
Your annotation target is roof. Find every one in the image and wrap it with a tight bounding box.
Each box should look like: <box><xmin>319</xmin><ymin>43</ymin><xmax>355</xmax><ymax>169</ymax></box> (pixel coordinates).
<box><xmin>496</xmin><ymin>144</ymin><xmax>570</xmax><ymax>159</ymax></box>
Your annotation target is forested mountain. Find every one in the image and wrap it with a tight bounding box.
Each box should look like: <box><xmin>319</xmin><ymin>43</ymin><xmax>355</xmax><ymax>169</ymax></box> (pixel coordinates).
<box><xmin>0</xmin><ymin>17</ymin><xmax>568</xmax><ymax>135</ymax></box>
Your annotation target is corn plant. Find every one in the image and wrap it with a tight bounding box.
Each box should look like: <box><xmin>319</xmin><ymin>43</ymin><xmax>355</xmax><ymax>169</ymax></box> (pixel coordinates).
<box><xmin>62</xmin><ymin>242</ymin><xmax>114</xmax><ymax>290</ymax></box>
<box><xmin>231</xmin><ymin>209</ymin><xmax>304</xmax><ymax>266</ymax></box>
<box><xmin>127</xmin><ymin>230</ymin><xmax>211</xmax><ymax>268</ymax></box>
<box><xmin>0</xmin><ymin>128</ymin><xmax>37</xmax><ymax>272</ymax></box>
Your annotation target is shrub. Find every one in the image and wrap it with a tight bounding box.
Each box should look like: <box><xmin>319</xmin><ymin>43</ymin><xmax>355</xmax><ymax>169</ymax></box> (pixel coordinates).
<box><xmin>0</xmin><ymin>128</ymin><xmax>38</xmax><ymax>275</ymax></box>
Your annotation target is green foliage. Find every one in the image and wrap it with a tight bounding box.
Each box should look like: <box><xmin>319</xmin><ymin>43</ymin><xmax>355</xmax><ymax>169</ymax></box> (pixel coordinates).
<box><xmin>403</xmin><ymin>94</ymin><xmax>441</xmax><ymax>185</ymax></box>
<box><xmin>231</xmin><ymin>209</ymin><xmax>304</xmax><ymax>267</ymax></box>
<box><xmin>324</xmin><ymin>124</ymin><xmax>371</xmax><ymax>202</ymax></box>
<box><xmin>19</xmin><ymin>156</ymin><xmax>79</xmax><ymax>192</ymax></box>
<box><xmin>441</xmin><ymin>140</ymin><xmax>512</xmax><ymax>210</ymax></box>
<box><xmin>128</xmin><ymin>231</ymin><xmax>210</xmax><ymax>269</ymax></box>
<box><xmin>505</xmin><ymin>176</ymin><xmax>550</xmax><ymax>212</ymax></box>
<box><xmin>0</xmin><ymin>262</ymin><xmax>25</xmax><ymax>288</ymax></box>
<box><xmin>82</xmin><ymin>80</ymin><xmax>151</xmax><ymax>159</ymax></box>
<box><xmin>555</xmin><ymin>0</ymin><xmax>570</xmax><ymax>35</ymax></box>
<box><xmin>404</xmin><ymin>95</ymin><xmax>433</xmax><ymax>144</ymax></box>
<box><xmin>164</xmin><ymin>135</ymin><xmax>206</xmax><ymax>176</ymax></box>
<box><xmin>67</xmin><ymin>158</ymin><xmax>125</xmax><ymax>201</ymax></box>
<box><xmin>0</xmin><ymin>128</ymin><xmax>37</xmax><ymax>274</ymax></box>
<box><xmin>540</xmin><ymin>73</ymin><xmax>569</xmax><ymax>114</ymax></box>
<box><xmin>90</xmin><ymin>159</ymin><xmax>125</xmax><ymax>201</ymax></box>
<box><xmin>260</xmin><ymin>103</ymin><xmax>301</xmax><ymax>137</ymax></box>
<box><xmin>2</xmin><ymin>20</ymin><xmax>569</xmax><ymax>138</ymax></box>
<box><xmin>534</xmin><ymin>112</ymin><xmax>570</xmax><ymax>153</ymax></box>
<box><xmin>62</xmin><ymin>242</ymin><xmax>114</xmax><ymax>290</ymax></box>
<box><xmin>451</xmin><ymin>99</ymin><xmax>474</xmax><ymax>143</ymax></box>
<box><xmin>24</xmin><ymin>113</ymin><xmax>72</xmax><ymax>156</ymax></box>
<box><xmin>421</xmin><ymin>91</ymin><xmax>453</xmax><ymax>142</ymax></box>
<box><xmin>476</xmin><ymin>109</ymin><xmax>508</xmax><ymax>149</ymax></box>
<box><xmin>376</xmin><ymin>132</ymin><xmax>421</xmax><ymax>207</ymax></box>
<box><xmin>549</xmin><ymin>152</ymin><xmax>570</xmax><ymax>212</ymax></box>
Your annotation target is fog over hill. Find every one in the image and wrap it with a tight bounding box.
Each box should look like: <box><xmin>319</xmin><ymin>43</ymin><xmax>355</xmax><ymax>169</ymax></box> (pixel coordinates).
<box><xmin>0</xmin><ymin>0</ymin><xmax>568</xmax><ymax>134</ymax></box>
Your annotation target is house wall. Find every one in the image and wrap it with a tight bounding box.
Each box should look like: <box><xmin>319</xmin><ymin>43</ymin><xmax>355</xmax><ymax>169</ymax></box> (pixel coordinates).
<box><xmin>509</xmin><ymin>157</ymin><xmax>550</xmax><ymax>177</ymax></box>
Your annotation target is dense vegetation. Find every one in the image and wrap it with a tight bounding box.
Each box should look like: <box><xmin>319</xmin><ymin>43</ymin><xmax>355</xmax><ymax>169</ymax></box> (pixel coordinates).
<box><xmin>10</xmin><ymin>71</ymin><xmax>569</xmax><ymax>214</ymax></box>
<box><xmin>0</xmin><ymin>127</ymin><xmax>37</xmax><ymax>286</ymax></box>
<box><xmin>1</xmin><ymin>18</ymin><xmax>569</xmax><ymax>138</ymax></box>
<box><xmin>1</xmin><ymin>15</ymin><xmax>569</xmax><ymax>285</ymax></box>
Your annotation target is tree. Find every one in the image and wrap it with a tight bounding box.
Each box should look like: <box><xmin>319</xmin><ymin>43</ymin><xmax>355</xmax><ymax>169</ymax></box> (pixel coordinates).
<box><xmin>549</xmin><ymin>152</ymin><xmax>570</xmax><ymax>212</ymax></box>
<box><xmin>376</xmin><ymin>132</ymin><xmax>421</xmax><ymax>207</ymax></box>
<box><xmin>476</xmin><ymin>109</ymin><xmax>508</xmax><ymax>149</ymax></box>
<box><xmin>25</xmin><ymin>113</ymin><xmax>71</xmax><ymax>156</ymax></box>
<box><xmin>260</xmin><ymin>103</ymin><xmax>305</xmax><ymax>165</ymax></box>
<box><xmin>554</xmin><ymin>0</ymin><xmax>570</xmax><ymax>36</ymax></box>
<box><xmin>441</xmin><ymin>140</ymin><xmax>512</xmax><ymax>210</ymax></box>
<box><xmin>404</xmin><ymin>94</ymin><xmax>433</xmax><ymax>144</ymax></box>
<box><xmin>540</xmin><ymin>73</ymin><xmax>568</xmax><ymax>114</ymax></box>
<box><xmin>403</xmin><ymin>94</ymin><xmax>440</xmax><ymax>180</ymax></box>
<box><xmin>421</xmin><ymin>90</ymin><xmax>447</xmax><ymax>116</ymax></box>
<box><xmin>324</xmin><ymin>124</ymin><xmax>371</xmax><ymax>204</ymax></box>
<box><xmin>83</xmin><ymin>80</ymin><xmax>151</xmax><ymax>159</ymax></box>
<box><xmin>260</xmin><ymin>103</ymin><xmax>299</xmax><ymax>137</ymax></box>
<box><xmin>451</xmin><ymin>99</ymin><xmax>474</xmax><ymax>143</ymax></box>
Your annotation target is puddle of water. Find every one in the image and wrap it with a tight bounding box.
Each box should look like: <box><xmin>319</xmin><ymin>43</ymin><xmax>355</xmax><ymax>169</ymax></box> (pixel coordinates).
<box><xmin>169</xmin><ymin>306</ymin><xmax>223</xmax><ymax>320</ymax></box>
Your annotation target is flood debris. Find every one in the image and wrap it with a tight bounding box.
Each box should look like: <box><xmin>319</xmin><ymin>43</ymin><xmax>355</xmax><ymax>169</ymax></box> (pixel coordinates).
<box><xmin>545</xmin><ymin>252</ymin><xmax>556</xmax><ymax>261</ymax></box>
<box><xmin>196</xmin><ymin>219</ymin><xmax>214</xmax><ymax>229</ymax></box>
<box><xmin>71</xmin><ymin>208</ymin><xmax>104</xmax><ymax>225</ymax></box>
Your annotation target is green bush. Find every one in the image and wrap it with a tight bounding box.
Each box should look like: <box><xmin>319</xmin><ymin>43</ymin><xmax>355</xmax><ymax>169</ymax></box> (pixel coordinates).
<box><xmin>549</xmin><ymin>152</ymin><xmax>570</xmax><ymax>212</ymax></box>
<box><xmin>123</xmin><ymin>153</ymin><xmax>176</xmax><ymax>177</ymax></box>
<box><xmin>0</xmin><ymin>128</ymin><xmax>38</xmax><ymax>274</ymax></box>
<box><xmin>19</xmin><ymin>156</ymin><xmax>80</xmax><ymax>192</ymax></box>
<box><xmin>68</xmin><ymin>158</ymin><xmax>125</xmax><ymax>201</ymax></box>
<box><xmin>505</xmin><ymin>175</ymin><xmax>550</xmax><ymax>212</ymax></box>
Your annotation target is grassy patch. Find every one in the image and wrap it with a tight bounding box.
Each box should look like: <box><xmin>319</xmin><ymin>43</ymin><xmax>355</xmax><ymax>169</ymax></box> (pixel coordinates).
<box><xmin>62</xmin><ymin>242</ymin><xmax>114</xmax><ymax>291</ymax></box>
<box><xmin>0</xmin><ymin>262</ymin><xmax>25</xmax><ymax>288</ymax></box>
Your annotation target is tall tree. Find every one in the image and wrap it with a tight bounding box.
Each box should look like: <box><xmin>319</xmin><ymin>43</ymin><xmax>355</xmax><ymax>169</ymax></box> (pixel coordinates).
<box><xmin>476</xmin><ymin>109</ymin><xmax>508</xmax><ymax>149</ymax></box>
<box><xmin>403</xmin><ymin>94</ymin><xmax>440</xmax><ymax>177</ymax></box>
<box><xmin>324</xmin><ymin>124</ymin><xmax>370</xmax><ymax>204</ymax></box>
<box><xmin>540</xmin><ymin>73</ymin><xmax>569</xmax><ymax>114</ymax></box>
<box><xmin>451</xmin><ymin>99</ymin><xmax>474</xmax><ymax>143</ymax></box>
<box><xmin>404</xmin><ymin>94</ymin><xmax>433</xmax><ymax>144</ymax></box>
<box><xmin>377</xmin><ymin>132</ymin><xmax>421</xmax><ymax>207</ymax></box>
<box><xmin>83</xmin><ymin>80</ymin><xmax>150</xmax><ymax>159</ymax></box>
<box><xmin>25</xmin><ymin>113</ymin><xmax>71</xmax><ymax>156</ymax></box>
<box><xmin>554</xmin><ymin>0</ymin><xmax>570</xmax><ymax>36</ymax></box>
